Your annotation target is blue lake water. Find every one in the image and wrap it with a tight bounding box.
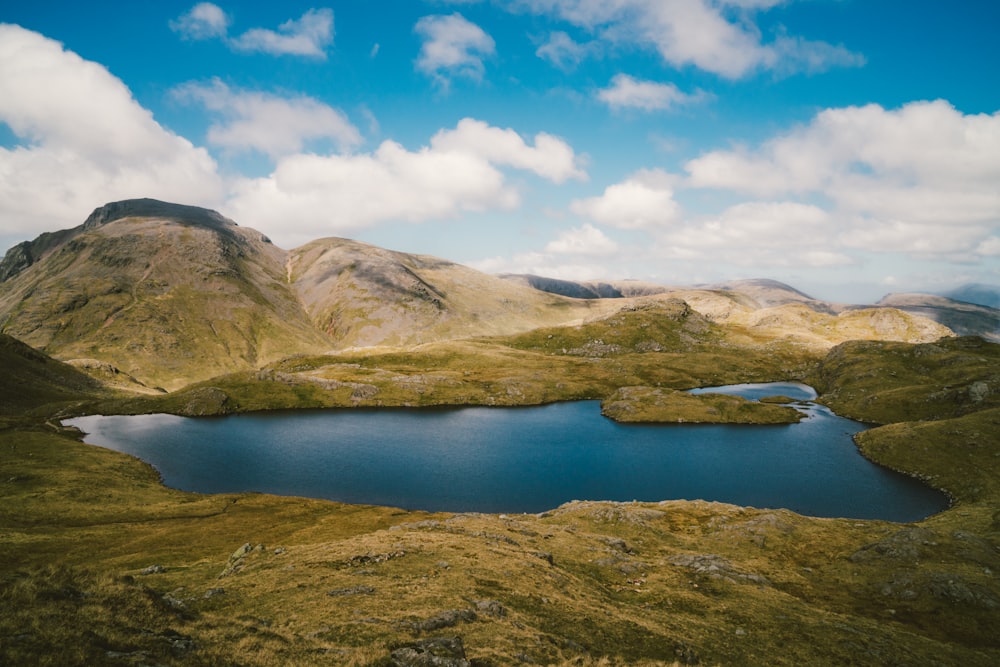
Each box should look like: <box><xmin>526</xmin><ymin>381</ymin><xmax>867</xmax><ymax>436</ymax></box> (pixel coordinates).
<box><xmin>66</xmin><ymin>383</ymin><xmax>948</xmax><ymax>521</ymax></box>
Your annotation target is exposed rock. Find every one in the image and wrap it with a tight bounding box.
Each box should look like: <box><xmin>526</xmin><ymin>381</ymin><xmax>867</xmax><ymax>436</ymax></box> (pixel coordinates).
<box><xmin>849</xmin><ymin>528</ymin><xmax>938</xmax><ymax>564</ymax></box>
<box><xmin>472</xmin><ymin>599</ymin><xmax>506</xmax><ymax>618</ymax></box>
<box><xmin>880</xmin><ymin>572</ymin><xmax>1000</xmax><ymax>609</ymax></box>
<box><xmin>414</xmin><ymin>609</ymin><xmax>477</xmax><ymax>633</ymax></box>
<box><xmin>139</xmin><ymin>564</ymin><xmax>165</xmax><ymax>575</ymax></box>
<box><xmin>600</xmin><ymin>537</ymin><xmax>633</xmax><ymax>553</ymax></box>
<box><xmin>327</xmin><ymin>585</ymin><xmax>376</xmax><ymax>597</ymax></box>
<box><xmin>390</xmin><ymin>636</ymin><xmax>471</xmax><ymax>667</ymax></box>
<box><xmin>0</xmin><ymin>242</ymin><xmax>34</xmax><ymax>282</ymax></box>
<box><xmin>220</xmin><ymin>542</ymin><xmax>264</xmax><ymax>577</ymax></box>
<box><xmin>668</xmin><ymin>553</ymin><xmax>771</xmax><ymax>586</ymax></box>
<box><xmin>532</xmin><ymin>551</ymin><xmax>554</xmax><ymax>565</ymax></box>
<box><xmin>559</xmin><ymin>501</ymin><xmax>668</xmax><ymax>526</ymax></box>
<box><xmin>346</xmin><ymin>550</ymin><xmax>406</xmax><ymax>567</ymax></box>
<box><xmin>82</xmin><ymin>198</ymin><xmax>237</xmax><ymax>233</ymax></box>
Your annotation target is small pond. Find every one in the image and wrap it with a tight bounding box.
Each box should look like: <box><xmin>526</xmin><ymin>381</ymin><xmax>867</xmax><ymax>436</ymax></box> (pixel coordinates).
<box><xmin>65</xmin><ymin>383</ymin><xmax>948</xmax><ymax>521</ymax></box>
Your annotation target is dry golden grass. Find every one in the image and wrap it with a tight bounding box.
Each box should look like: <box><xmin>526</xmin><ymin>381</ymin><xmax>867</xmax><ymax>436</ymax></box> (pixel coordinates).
<box><xmin>2</xmin><ymin>323</ymin><xmax>1000</xmax><ymax>664</ymax></box>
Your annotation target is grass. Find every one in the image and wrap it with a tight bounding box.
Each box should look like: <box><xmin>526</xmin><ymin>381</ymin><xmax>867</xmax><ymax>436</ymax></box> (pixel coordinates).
<box><xmin>601</xmin><ymin>386</ymin><xmax>803</xmax><ymax>423</ymax></box>
<box><xmin>2</xmin><ymin>316</ymin><xmax>1000</xmax><ymax>664</ymax></box>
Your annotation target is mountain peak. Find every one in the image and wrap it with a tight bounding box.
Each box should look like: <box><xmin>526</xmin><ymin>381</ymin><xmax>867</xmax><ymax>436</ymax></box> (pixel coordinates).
<box><xmin>82</xmin><ymin>198</ymin><xmax>236</xmax><ymax>232</ymax></box>
<box><xmin>1</xmin><ymin>199</ymin><xmax>242</xmax><ymax>283</ymax></box>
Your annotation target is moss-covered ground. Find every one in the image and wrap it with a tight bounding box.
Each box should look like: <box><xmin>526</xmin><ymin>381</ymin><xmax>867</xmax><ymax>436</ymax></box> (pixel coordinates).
<box><xmin>2</xmin><ymin>321</ymin><xmax>999</xmax><ymax>664</ymax></box>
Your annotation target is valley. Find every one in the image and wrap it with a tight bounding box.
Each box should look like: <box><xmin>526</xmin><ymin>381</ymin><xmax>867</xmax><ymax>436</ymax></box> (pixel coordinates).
<box><xmin>1</xmin><ymin>199</ymin><xmax>999</xmax><ymax>666</ymax></box>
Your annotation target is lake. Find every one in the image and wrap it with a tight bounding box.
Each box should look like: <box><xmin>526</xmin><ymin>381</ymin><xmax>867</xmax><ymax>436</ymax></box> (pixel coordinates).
<box><xmin>65</xmin><ymin>383</ymin><xmax>948</xmax><ymax>521</ymax></box>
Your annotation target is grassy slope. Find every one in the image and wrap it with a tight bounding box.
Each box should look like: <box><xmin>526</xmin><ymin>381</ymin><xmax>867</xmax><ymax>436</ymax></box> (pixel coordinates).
<box><xmin>2</xmin><ymin>317</ymin><xmax>1000</xmax><ymax>664</ymax></box>
<box><xmin>97</xmin><ymin>299</ymin><xmax>818</xmax><ymax>416</ymax></box>
<box><xmin>0</xmin><ymin>218</ymin><xmax>332</xmax><ymax>391</ymax></box>
<box><xmin>288</xmin><ymin>237</ymin><xmax>621</xmax><ymax>349</ymax></box>
<box><xmin>0</xmin><ymin>333</ymin><xmax>108</xmax><ymax>419</ymax></box>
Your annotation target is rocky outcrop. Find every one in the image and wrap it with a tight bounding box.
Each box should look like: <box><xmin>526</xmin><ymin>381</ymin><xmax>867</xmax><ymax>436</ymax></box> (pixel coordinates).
<box><xmin>390</xmin><ymin>636</ymin><xmax>471</xmax><ymax>667</ymax></box>
<box><xmin>81</xmin><ymin>198</ymin><xmax>239</xmax><ymax>234</ymax></box>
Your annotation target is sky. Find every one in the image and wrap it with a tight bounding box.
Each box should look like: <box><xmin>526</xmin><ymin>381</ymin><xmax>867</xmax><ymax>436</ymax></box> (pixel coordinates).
<box><xmin>1</xmin><ymin>1</ymin><xmax>998</xmax><ymax>303</ymax></box>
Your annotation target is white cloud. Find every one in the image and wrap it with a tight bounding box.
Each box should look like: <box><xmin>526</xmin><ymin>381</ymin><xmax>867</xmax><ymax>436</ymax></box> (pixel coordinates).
<box><xmin>172</xmin><ymin>79</ymin><xmax>361</xmax><ymax>158</ymax></box>
<box><xmin>545</xmin><ymin>224</ymin><xmax>619</xmax><ymax>255</ymax></box>
<box><xmin>510</xmin><ymin>0</ymin><xmax>863</xmax><ymax>79</ymax></box>
<box><xmin>571</xmin><ymin>169</ymin><xmax>681</xmax><ymax>229</ymax></box>
<box><xmin>766</xmin><ymin>33</ymin><xmax>866</xmax><ymax>76</ymax></box>
<box><xmin>0</xmin><ymin>24</ymin><xmax>222</xmax><ymax>240</ymax></box>
<box><xmin>597</xmin><ymin>73</ymin><xmax>706</xmax><ymax>111</ymax></box>
<box><xmin>430</xmin><ymin>118</ymin><xmax>586</xmax><ymax>183</ymax></box>
<box><xmin>170</xmin><ymin>2</ymin><xmax>230</xmax><ymax>40</ymax></box>
<box><xmin>230</xmin><ymin>8</ymin><xmax>334</xmax><ymax>58</ymax></box>
<box><xmin>225</xmin><ymin>118</ymin><xmax>583</xmax><ymax>248</ymax></box>
<box><xmin>415</xmin><ymin>13</ymin><xmax>495</xmax><ymax>86</ymax></box>
<box><xmin>653</xmin><ymin>201</ymin><xmax>854</xmax><ymax>268</ymax></box>
<box><xmin>469</xmin><ymin>251</ymin><xmax>612</xmax><ymax>282</ymax></box>
<box><xmin>170</xmin><ymin>4</ymin><xmax>334</xmax><ymax>58</ymax></box>
<box><xmin>976</xmin><ymin>237</ymin><xmax>1000</xmax><ymax>257</ymax></box>
<box><xmin>535</xmin><ymin>31</ymin><xmax>593</xmax><ymax>71</ymax></box>
<box><xmin>685</xmin><ymin>100</ymin><xmax>1000</xmax><ymax>259</ymax></box>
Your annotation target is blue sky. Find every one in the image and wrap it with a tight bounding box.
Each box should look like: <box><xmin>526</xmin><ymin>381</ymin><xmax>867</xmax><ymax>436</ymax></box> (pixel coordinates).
<box><xmin>1</xmin><ymin>1</ymin><xmax>998</xmax><ymax>302</ymax></box>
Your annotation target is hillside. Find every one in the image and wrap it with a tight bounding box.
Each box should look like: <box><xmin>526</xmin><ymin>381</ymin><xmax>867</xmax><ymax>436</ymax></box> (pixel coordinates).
<box><xmin>2</xmin><ymin>333</ymin><xmax>998</xmax><ymax>665</ymax></box>
<box><xmin>289</xmin><ymin>238</ymin><xmax>617</xmax><ymax>349</ymax></box>
<box><xmin>1</xmin><ymin>199</ymin><xmax>999</xmax><ymax>665</ymax></box>
<box><xmin>875</xmin><ymin>292</ymin><xmax>1000</xmax><ymax>342</ymax></box>
<box><xmin>0</xmin><ymin>200</ymin><xmax>332</xmax><ymax>391</ymax></box>
<box><xmin>0</xmin><ymin>333</ymin><xmax>108</xmax><ymax>416</ymax></box>
<box><xmin>944</xmin><ymin>283</ymin><xmax>1000</xmax><ymax>309</ymax></box>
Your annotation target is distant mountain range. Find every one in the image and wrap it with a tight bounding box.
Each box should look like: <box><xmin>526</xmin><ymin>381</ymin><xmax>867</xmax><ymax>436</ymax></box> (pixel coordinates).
<box><xmin>1</xmin><ymin>198</ymin><xmax>993</xmax><ymax>391</ymax></box>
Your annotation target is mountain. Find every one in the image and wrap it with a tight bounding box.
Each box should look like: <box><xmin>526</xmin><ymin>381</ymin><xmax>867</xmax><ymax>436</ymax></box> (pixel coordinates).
<box><xmin>943</xmin><ymin>283</ymin><xmax>1000</xmax><ymax>309</ymax></box>
<box><xmin>0</xmin><ymin>198</ymin><xmax>963</xmax><ymax>391</ymax></box>
<box><xmin>875</xmin><ymin>293</ymin><xmax>1000</xmax><ymax>342</ymax></box>
<box><xmin>499</xmin><ymin>273</ymin><xmax>670</xmax><ymax>299</ymax></box>
<box><xmin>704</xmin><ymin>278</ymin><xmax>840</xmax><ymax>314</ymax></box>
<box><xmin>0</xmin><ymin>199</ymin><xmax>332</xmax><ymax>391</ymax></box>
<box><xmin>289</xmin><ymin>239</ymin><xmax>617</xmax><ymax>349</ymax></box>
<box><xmin>0</xmin><ymin>200</ymin><xmax>616</xmax><ymax>389</ymax></box>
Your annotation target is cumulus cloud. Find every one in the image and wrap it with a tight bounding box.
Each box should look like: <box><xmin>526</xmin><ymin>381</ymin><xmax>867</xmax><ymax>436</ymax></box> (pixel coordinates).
<box><xmin>685</xmin><ymin>100</ymin><xmax>1000</xmax><ymax>259</ymax></box>
<box><xmin>172</xmin><ymin>79</ymin><xmax>361</xmax><ymax>158</ymax></box>
<box><xmin>0</xmin><ymin>24</ymin><xmax>222</xmax><ymax>241</ymax></box>
<box><xmin>545</xmin><ymin>224</ymin><xmax>619</xmax><ymax>255</ymax></box>
<box><xmin>225</xmin><ymin>118</ymin><xmax>584</xmax><ymax>247</ymax></box>
<box><xmin>230</xmin><ymin>8</ymin><xmax>333</xmax><ymax>57</ymax></box>
<box><xmin>171</xmin><ymin>4</ymin><xmax>334</xmax><ymax>58</ymax></box>
<box><xmin>430</xmin><ymin>118</ymin><xmax>586</xmax><ymax>183</ymax></box>
<box><xmin>170</xmin><ymin>2</ymin><xmax>229</xmax><ymax>40</ymax></box>
<box><xmin>415</xmin><ymin>13</ymin><xmax>496</xmax><ymax>86</ymax></box>
<box><xmin>509</xmin><ymin>0</ymin><xmax>863</xmax><ymax>79</ymax></box>
<box><xmin>535</xmin><ymin>31</ymin><xmax>594</xmax><ymax>71</ymax></box>
<box><xmin>571</xmin><ymin>169</ymin><xmax>681</xmax><ymax>229</ymax></box>
<box><xmin>652</xmin><ymin>201</ymin><xmax>853</xmax><ymax>268</ymax></box>
<box><xmin>598</xmin><ymin>73</ymin><xmax>707</xmax><ymax>111</ymax></box>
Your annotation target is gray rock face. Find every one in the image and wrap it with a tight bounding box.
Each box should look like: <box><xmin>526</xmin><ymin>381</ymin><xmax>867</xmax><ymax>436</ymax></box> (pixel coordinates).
<box><xmin>849</xmin><ymin>527</ymin><xmax>938</xmax><ymax>564</ymax></box>
<box><xmin>81</xmin><ymin>198</ymin><xmax>237</xmax><ymax>233</ymax></box>
<box><xmin>0</xmin><ymin>242</ymin><xmax>33</xmax><ymax>282</ymax></box>
<box><xmin>390</xmin><ymin>637</ymin><xmax>470</xmax><ymax>667</ymax></box>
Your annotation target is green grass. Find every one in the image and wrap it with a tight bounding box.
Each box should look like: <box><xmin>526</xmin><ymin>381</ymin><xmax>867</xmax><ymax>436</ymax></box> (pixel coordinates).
<box><xmin>810</xmin><ymin>336</ymin><xmax>1000</xmax><ymax>423</ymax></box>
<box><xmin>601</xmin><ymin>386</ymin><xmax>803</xmax><ymax>423</ymax></box>
<box><xmin>3</xmin><ymin>322</ymin><xmax>1000</xmax><ymax>664</ymax></box>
